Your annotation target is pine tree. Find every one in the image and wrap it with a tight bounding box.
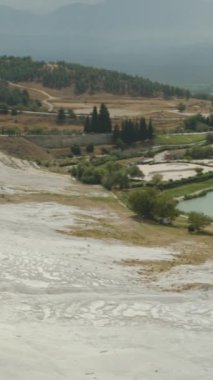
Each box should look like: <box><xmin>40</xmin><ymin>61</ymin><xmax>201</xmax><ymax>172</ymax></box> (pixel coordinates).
<box><xmin>84</xmin><ymin>116</ymin><xmax>91</xmax><ymax>133</ymax></box>
<box><xmin>98</xmin><ymin>103</ymin><xmax>112</xmax><ymax>133</ymax></box>
<box><xmin>91</xmin><ymin>106</ymin><xmax>99</xmax><ymax>132</ymax></box>
<box><xmin>57</xmin><ymin>107</ymin><xmax>66</xmax><ymax>124</ymax></box>
<box><xmin>147</xmin><ymin>118</ymin><xmax>154</xmax><ymax>140</ymax></box>
<box><xmin>139</xmin><ymin>118</ymin><xmax>148</xmax><ymax>141</ymax></box>
<box><xmin>113</xmin><ymin>125</ymin><xmax>121</xmax><ymax>142</ymax></box>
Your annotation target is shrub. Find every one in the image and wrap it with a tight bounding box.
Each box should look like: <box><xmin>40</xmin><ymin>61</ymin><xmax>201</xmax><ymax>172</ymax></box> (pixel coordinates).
<box><xmin>86</xmin><ymin>144</ymin><xmax>94</xmax><ymax>154</ymax></box>
<box><xmin>177</xmin><ymin>103</ymin><xmax>186</xmax><ymax>113</ymax></box>
<box><xmin>129</xmin><ymin>188</ymin><xmax>178</xmax><ymax>222</ymax></box>
<box><xmin>206</xmin><ymin>133</ymin><xmax>213</xmax><ymax>144</ymax></box>
<box><xmin>70</xmin><ymin>144</ymin><xmax>82</xmax><ymax>156</ymax></box>
<box><xmin>127</xmin><ymin>165</ymin><xmax>144</xmax><ymax>178</ymax></box>
<box><xmin>128</xmin><ymin>188</ymin><xmax>158</xmax><ymax>219</ymax></box>
<box><xmin>188</xmin><ymin>212</ymin><xmax>211</xmax><ymax>232</ymax></box>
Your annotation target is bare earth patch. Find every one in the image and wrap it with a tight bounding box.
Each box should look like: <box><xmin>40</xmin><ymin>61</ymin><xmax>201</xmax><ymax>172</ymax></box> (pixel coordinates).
<box><xmin>138</xmin><ymin>162</ymin><xmax>213</xmax><ymax>182</ymax></box>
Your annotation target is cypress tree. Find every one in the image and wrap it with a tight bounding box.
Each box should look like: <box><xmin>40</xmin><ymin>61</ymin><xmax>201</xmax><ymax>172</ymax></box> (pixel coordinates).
<box><xmin>91</xmin><ymin>106</ymin><xmax>99</xmax><ymax>132</ymax></box>
<box><xmin>57</xmin><ymin>107</ymin><xmax>66</xmax><ymax>124</ymax></box>
<box><xmin>147</xmin><ymin>118</ymin><xmax>154</xmax><ymax>140</ymax></box>
<box><xmin>98</xmin><ymin>103</ymin><xmax>112</xmax><ymax>133</ymax></box>
<box><xmin>113</xmin><ymin>125</ymin><xmax>121</xmax><ymax>142</ymax></box>
<box><xmin>139</xmin><ymin>118</ymin><xmax>148</xmax><ymax>141</ymax></box>
<box><xmin>84</xmin><ymin>116</ymin><xmax>91</xmax><ymax>133</ymax></box>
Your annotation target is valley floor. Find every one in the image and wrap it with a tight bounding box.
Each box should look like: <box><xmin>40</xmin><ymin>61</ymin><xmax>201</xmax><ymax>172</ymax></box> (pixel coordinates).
<box><xmin>0</xmin><ymin>153</ymin><xmax>212</xmax><ymax>380</ymax></box>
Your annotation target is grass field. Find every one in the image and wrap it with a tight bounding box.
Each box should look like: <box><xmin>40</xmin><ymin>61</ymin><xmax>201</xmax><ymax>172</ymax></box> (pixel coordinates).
<box><xmin>0</xmin><ymin>136</ymin><xmax>52</xmax><ymax>161</ymax></box>
<box><xmin>163</xmin><ymin>179</ymin><xmax>213</xmax><ymax>199</ymax></box>
<box><xmin>0</xmin><ymin>113</ymin><xmax>83</xmax><ymax>134</ymax></box>
<box><xmin>155</xmin><ymin>133</ymin><xmax>206</xmax><ymax>145</ymax></box>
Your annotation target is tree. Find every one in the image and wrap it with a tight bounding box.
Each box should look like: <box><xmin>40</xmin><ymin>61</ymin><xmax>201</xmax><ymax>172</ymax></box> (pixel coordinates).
<box><xmin>98</xmin><ymin>103</ymin><xmax>112</xmax><ymax>133</ymax></box>
<box><xmin>151</xmin><ymin>173</ymin><xmax>163</xmax><ymax>186</ymax></box>
<box><xmin>86</xmin><ymin>144</ymin><xmax>94</xmax><ymax>154</ymax></box>
<box><xmin>91</xmin><ymin>106</ymin><xmax>99</xmax><ymax>132</ymax></box>
<box><xmin>177</xmin><ymin>103</ymin><xmax>186</xmax><ymax>113</ymax></box>
<box><xmin>57</xmin><ymin>107</ymin><xmax>66</xmax><ymax>124</ymax></box>
<box><xmin>84</xmin><ymin>116</ymin><xmax>91</xmax><ymax>133</ymax></box>
<box><xmin>127</xmin><ymin>166</ymin><xmax>144</xmax><ymax>178</ymax></box>
<box><xmin>129</xmin><ymin>188</ymin><xmax>158</xmax><ymax>219</ymax></box>
<box><xmin>84</xmin><ymin>104</ymin><xmax>112</xmax><ymax>134</ymax></box>
<box><xmin>206</xmin><ymin>133</ymin><xmax>213</xmax><ymax>144</ymax></box>
<box><xmin>195</xmin><ymin>167</ymin><xmax>203</xmax><ymax>176</ymax></box>
<box><xmin>129</xmin><ymin>188</ymin><xmax>178</xmax><ymax>223</ymax></box>
<box><xmin>68</xmin><ymin>109</ymin><xmax>76</xmax><ymax>120</ymax></box>
<box><xmin>0</xmin><ymin>104</ymin><xmax>9</xmax><ymax>114</ymax></box>
<box><xmin>70</xmin><ymin>144</ymin><xmax>81</xmax><ymax>156</ymax></box>
<box><xmin>11</xmin><ymin>108</ymin><xmax>18</xmax><ymax>116</ymax></box>
<box><xmin>139</xmin><ymin>118</ymin><xmax>148</xmax><ymax>141</ymax></box>
<box><xmin>147</xmin><ymin>119</ymin><xmax>154</xmax><ymax>140</ymax></box>
<box><xmin>116</xmin><ymin>138</ymin><xmax>126</xmax><ymax>150</ymax></box>
<box><xmin>188</xmin><ymin>212</ymin><xmax>211</xmax><ymax>233</ymax></box>
<box><xmin>101</xmin><ymin>170</ymin><xmax>129</xmax><ymax>190</ymax></box>
<box><xmin>154</xmin><ymin>196</ymin><xmax>179</xmax><ymax>223</ymax></box>
<box><xmin>113</xmin><ymin>124</ymin><xmax>121</xmax><ymax>142</ymax></box>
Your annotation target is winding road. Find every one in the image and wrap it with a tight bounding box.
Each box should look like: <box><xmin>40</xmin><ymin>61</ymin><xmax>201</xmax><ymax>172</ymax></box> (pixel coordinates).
<box><xmin>9</xmin><ymin>82</ymin><xmax>56</xmax><ymax>112</ymax></box>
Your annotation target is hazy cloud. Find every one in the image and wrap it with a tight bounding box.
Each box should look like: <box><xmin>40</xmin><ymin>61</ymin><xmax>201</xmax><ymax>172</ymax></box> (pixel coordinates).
<box><xmin>0</xmin><ymin>0</ymin><xmax>100</xmax><ymax>12</ymax></box>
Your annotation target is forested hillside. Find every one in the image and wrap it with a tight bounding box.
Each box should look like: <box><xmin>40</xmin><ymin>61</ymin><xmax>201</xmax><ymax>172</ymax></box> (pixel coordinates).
<box><xmin>0</xmin><ymin>56</ymin><xmax>190</xmax><ymax>98</ymax></box>
<box><xmin>0</xmin><ymin>81</ymin><xmax>41</xmax><ymax>111</ymax></box>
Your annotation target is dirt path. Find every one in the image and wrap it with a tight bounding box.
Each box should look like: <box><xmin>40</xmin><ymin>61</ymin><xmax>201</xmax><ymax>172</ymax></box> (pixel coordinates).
<box><xmin>9</xmin><ymin>82</ymin><xmax>57</xmax><ymax>112</ymax></box>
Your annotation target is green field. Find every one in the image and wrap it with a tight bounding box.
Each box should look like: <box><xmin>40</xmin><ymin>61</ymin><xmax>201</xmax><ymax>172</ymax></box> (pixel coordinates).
<box><xmin>155</xmin><ymin>134</ymin><xmax>206</xmax><ymax>146</ymax></box>
<box><xmin>163</xmin><ymin>179</ymin><xmax>213</xmax><ymax>199</ymax></box>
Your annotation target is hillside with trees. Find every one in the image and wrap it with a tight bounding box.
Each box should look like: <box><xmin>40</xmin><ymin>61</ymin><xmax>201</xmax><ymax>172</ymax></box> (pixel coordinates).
<box><xmin>0</xmin><ymin>82</ymin><xmax>41</xmax><ymax>112</ymax></box>
<box><xmin>0</xmin><ymin>56</ymin><xmax>190</xmax><ymax>98</ymax></box>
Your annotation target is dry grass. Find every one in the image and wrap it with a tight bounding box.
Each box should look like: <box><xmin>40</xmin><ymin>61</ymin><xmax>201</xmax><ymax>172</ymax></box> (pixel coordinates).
<box><xmin>52</xmin><ymin>97</ymin><xmax>211</xmax><ymax>130</ymax></box>
<box><xmin>57</xmin><ymin>196</ymin><xmax>213</xmax><ymax>253</ymax></box>
<box><xmin>0</xmin><ymin>192</ymin><xmax>114</xmax><ymax>208</ymax></box>
<box><xmin>0</xmin><ymin>113</ymin><xmax>83</xmax><ymax>134</ymax></box>
<box><xmin>13</xmin><ymin>82</ymin><xmax>212</xmax><ymax>131</ymax></box>
<box><xmin>116</xmin><ymin>243</ymin><xmax>213</xmax><ymax>293</ymax></box>
<box><xmin>118</xmin><ymin>246</ymin><xmax>212</xmax><ymax>276</ymax></box>
<box><xmin>171</xmin><ymin>283</ymin><xmax>213</xmax><ymax>292</ymax></box>
<box><xmin>0</xmin><ymin>136</ymin><xmax>52</xmax><ymax>161</ymax></box>
<box><xmin>18</xmin><ymin>81</ymin><xmax>74</xmax><ymax>98</ymax></box>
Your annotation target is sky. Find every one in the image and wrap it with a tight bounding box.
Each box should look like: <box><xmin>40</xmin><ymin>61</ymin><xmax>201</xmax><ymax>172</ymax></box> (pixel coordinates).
<box><xmin>0</xmin><ymin>0</ymin><xmax>100</xmax><ymax>12</ymax></box>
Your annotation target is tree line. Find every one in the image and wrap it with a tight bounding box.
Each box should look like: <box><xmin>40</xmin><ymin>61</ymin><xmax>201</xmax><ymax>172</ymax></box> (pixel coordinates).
<box><xmin>84</xmin><ymin>104</ymin><xmax>112</xmax><ymax>133</ymax></box>
<box><xmin>71</xmin><ymin>159</ymin><xmax>143</xmax><ymax>190</ymax></box>
<box><xmin>0</xmin><ymin>56</ymin><xmax>191</xmax><ymax>98</ymax></box>
<box><xmin>0</xmin><ymin>83</ymin><xmax>41</xmax><ymax>112</ymax></box>
<box><xmin>113</xmin><ymin>118</ymin><xmax>154</xmax><ymax>144</ymax></box>
<box><xmin>184</xmin><ymin>113</ymin><xmax>213</xmax><ymax>132</ymax></box>
<box><xmin>0</xmin><ymin>85</ymin><xmax>29</xmax><ymax>106</ymax></box>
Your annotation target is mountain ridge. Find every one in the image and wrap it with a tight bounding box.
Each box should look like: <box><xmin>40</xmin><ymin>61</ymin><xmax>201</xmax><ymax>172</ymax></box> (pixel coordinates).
<box><xmin>0</xmin><ymin>56</ymin><xmax>190</xmax><ymax>98</ymax></box>
<box><xmin>0</xmin><ymin>1</ymin><xmax>213</xmax><ymax>90</ymax></box>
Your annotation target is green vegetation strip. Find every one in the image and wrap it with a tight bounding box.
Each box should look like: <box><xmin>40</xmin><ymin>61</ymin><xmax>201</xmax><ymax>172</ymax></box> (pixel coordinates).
<box><xmin>155</xmin><ymin>134</ymin><xmax>206</xmax><ymax>145</ymax></box>
<box><xmin>163</xmin><ymin>179</ymin><xmax>213</xmax><ymax>199</ymax></box>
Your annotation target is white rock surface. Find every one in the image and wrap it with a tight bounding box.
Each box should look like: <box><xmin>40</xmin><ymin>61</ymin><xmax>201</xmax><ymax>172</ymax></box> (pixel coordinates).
<box><xmin>0</xmin><ymin>152</ymin><xmax>213</xmax><ymax>379</ymax></box>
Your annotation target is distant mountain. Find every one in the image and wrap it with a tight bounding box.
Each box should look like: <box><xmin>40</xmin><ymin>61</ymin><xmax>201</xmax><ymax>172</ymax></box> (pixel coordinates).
<box><xmin>0</xmin><ymin>6</ymin><xmax>38</xmax><ymax>34</ymax></box>
<box><xmin>0</xmin><ymin>0</ymin><xmax>213</xmax><ymax>90</ymax></box>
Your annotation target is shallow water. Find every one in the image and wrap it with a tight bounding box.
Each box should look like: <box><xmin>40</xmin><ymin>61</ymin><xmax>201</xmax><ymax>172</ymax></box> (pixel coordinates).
<box><xmin>178</xmin><ymin>191</ymin><xmax>213</xmax><ymax>217</ymax></box>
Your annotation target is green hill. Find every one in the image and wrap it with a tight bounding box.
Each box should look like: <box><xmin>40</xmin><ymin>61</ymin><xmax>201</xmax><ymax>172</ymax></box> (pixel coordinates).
<box><xmin>0</xmin><ymin>56</ymin><xmax>190</xmax><ymax>98</ymax></box>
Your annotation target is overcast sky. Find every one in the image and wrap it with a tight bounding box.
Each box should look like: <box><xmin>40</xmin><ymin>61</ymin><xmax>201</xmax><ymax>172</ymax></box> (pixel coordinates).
<box><xmin>0</xmin><ymin>0</ymin><xmax>100</xmax><ymax>12</ymax></box>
